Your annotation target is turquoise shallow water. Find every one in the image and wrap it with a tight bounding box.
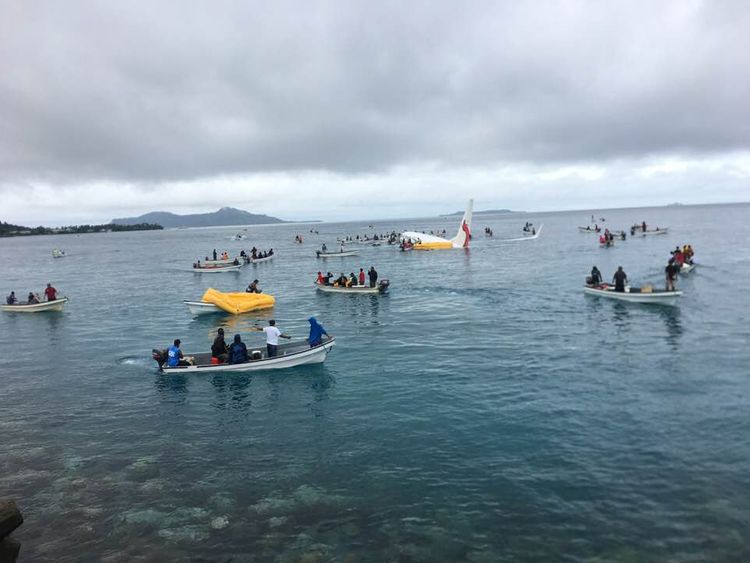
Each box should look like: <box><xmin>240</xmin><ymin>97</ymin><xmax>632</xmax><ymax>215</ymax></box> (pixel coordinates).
<box><xmin>1</xmin><ymin>203</ymin><xmax>749</xmax><ymax>561</ymax></box>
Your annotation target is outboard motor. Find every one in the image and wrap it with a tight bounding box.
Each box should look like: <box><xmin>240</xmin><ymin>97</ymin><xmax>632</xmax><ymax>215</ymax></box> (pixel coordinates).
<box><xmin>152</xmin><ymin>349</ymin><xmax>167</xmax><ymax>370</ymax></box>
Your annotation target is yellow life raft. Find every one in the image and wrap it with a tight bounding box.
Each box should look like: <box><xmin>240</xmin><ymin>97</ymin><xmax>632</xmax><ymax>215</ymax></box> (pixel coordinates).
<box><xmin>201</xmin><ymin>288</ymin><xmax>275</xmax><ymax>314</ymax></box>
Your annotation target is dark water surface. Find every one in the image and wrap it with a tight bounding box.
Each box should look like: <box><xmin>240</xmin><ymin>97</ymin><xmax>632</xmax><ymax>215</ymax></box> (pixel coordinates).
<box><xmin>2</xmin><ymin>203</ymin><xmax>749</xmax><ymax>561</ymax></box>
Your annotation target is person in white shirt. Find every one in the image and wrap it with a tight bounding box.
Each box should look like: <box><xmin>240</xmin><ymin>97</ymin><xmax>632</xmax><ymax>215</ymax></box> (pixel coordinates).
<box><xmin>251</xmin><ymin>319</ymin><xmax>291</xmax><ymax>357</ymax></box>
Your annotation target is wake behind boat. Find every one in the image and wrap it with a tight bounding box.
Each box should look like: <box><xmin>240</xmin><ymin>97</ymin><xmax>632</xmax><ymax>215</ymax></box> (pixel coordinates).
<box><xmin>2</xmin><ymin>297</ymin><xmax>69</xmax><ymax>313</ymax></box>
<box><xmin>153</xmin><ymin>337</ymin><xmax>335</xmax><ymax>373</ymax></box>
<box><xmin>584</xmin><ymin>284</ymin><xmax>681</xmax><ymax>305</ymax></box>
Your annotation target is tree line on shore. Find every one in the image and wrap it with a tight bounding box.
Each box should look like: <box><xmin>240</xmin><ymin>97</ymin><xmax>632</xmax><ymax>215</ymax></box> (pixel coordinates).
<box><xmin>0</xmin><ymin>221</ymin><xmax>163</xmax><ymax>237</ymax></box>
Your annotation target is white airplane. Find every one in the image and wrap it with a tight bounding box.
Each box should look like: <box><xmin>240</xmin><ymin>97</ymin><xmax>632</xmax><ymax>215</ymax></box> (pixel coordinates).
<box><xmin>401</xmin><ymin>199</ymin><xmax>473</xmax><ymax>250</ymax></box>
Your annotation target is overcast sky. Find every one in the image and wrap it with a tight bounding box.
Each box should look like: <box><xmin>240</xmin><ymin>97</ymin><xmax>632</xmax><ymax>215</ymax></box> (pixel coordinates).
<box><xmin>1</xmin><ymin>0</ymin><xmax>749</xmax><ymax>225</ymax></box>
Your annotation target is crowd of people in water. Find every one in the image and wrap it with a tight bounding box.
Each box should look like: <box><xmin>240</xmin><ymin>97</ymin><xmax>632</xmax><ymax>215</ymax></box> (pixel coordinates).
<box><xmin>316</xmin><ymin>266</ymin><xmax>379</xmax><ymax>288</ymax></box>
<box><xmin>5</xmin><ymin>283</ymin><xmax>58</xmax><ymax>305</ymax></box>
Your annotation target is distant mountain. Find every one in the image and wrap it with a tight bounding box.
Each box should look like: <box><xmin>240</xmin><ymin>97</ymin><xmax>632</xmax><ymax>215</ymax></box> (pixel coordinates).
<box><xmin>111</xmin><ymin>207</ymin><xmax>287</xmax><ymax>228</ymax></box>
<box><xmin>441</xmin><ymin>209</ymin><xmax>520</xmax><ymax>216</ymax></box>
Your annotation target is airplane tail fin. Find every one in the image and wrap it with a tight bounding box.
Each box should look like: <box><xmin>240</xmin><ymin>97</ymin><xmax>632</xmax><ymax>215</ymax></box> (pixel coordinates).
<box><xmin>450</xmin><ymin>199</ymin><xmax>473</xmax><ymax>248</ymax></box>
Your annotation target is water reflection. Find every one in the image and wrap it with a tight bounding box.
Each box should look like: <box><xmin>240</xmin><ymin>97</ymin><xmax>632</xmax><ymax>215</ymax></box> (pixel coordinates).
<box><xmin>657</xmin><ymin>306</ymin><xmax>683</xmax><ymax>350</ymax></box>
<box><xmin>210</xmin><ymin>373</ymin><xmax>254</xmax><ymax>411</ymax></box>
<box><xmin>153</xmin><ymin>373</ymin><xmax>190</xmax><ymax>403</ymax></box>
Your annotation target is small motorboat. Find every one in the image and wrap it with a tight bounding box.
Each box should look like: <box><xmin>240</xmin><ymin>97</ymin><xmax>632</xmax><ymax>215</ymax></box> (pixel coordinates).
<box><xmin>202</xmin><ymin>258</ymin><xmax>237</xmax><ymax>266</ymax></box>
<box><xmin>316</xmin><ymin>250</ymin><xmax>359</xmax><ymax>258</ymax></box>
<box><xmin>680</xmin><ymin>262</ymin><xmax>696</xmax><ymax>274</ymax></box>
<box><xmin>152</xmin><ymin>337</ymin><xmax>335</xmax><ymax>373</ymax></box>
<box><xmin>52</xmin><ymin>249</ymin><xmax>66</xmax><ymax>258</ymax></box>
<box><xmin>246</xmin><ymin>254</ymin><xmax>274</xmax><ymax>264</ymax></box>
<box><xmin>2</xmin><ymin>297</ymin><xmax>69</xmax><ymax>313</ymax></box>
<box><xmin>231</xmin><ymin>233</ymin><xmax>246</xmax><ymax>240</ymax></box>
<box><xmin>315</xmin><ymin>280</ymin><xmax>390</xmax><ymax>294</ymax></box>
<box><xmin>183</xmin><ymin>289</ymin><xmax>275</xmax><ymax>315</ymax></box>
<box><xmin>639</xmin><ymin>228</ymin><xmax>669</xmax><ymax>236</ymax></box>
<box><xmin>190</xmin><ymin>263</ymin><xmax>243</xmax><ymax>273</ymax></box>
<box><xmin>184</xmin><ymin>300</ymin><xmax>222</xmax><ymax>315</ymax></box>
<box><xmin>583</xmin><ymin>284</ymin><xmax>681</xmax><ymax>305</ymax></box>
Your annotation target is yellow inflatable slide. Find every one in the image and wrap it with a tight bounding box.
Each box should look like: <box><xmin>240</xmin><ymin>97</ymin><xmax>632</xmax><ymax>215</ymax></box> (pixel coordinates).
<box><xmin>201</xmin><ymin>288</ymin><xmax>275</xmax><ymax>314</ymax></box>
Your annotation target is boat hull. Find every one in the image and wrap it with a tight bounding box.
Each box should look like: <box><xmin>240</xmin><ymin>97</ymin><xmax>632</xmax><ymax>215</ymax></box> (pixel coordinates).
<box><xmin>315</xmin><ymin>281</ymin><xmax>388</xmax><ymax>294</ymax></box>
<box><xmin>2</xmin><ymin>297</ymin><xmax>68</xmax><ymax>313</ymax></box>
<box><xmin>184</xmin><ymin>300</ymin><xmax>221</xmax><ymax>315</ymax></box>
<box><xmin>583</xmin><ymin>286</ymin><xmax>681</xmax><ymax>305</ymax></box>
<box><xmin>316</xmin><ymin>251</ymin><xmax>359</xmax><ymax>258</ymax></box>
<box><xmin>158</xmin><ymin>338</ymin><xmax>335</xmax><ymax>373</ymax></box>
<box><xmin>190</xmin><ymin>264</ymin><xmax>243</xmax><ymax>273</ymax></box>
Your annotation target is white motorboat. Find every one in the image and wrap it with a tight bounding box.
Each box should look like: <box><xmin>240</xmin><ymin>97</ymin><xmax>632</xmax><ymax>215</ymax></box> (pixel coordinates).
<box><xmin>2</xmin><ymin>297</ymin><xmax>69</xmax><ymax>313</ymax></box>
<box><xmin>183</xmin><ymin>300</ymin><xmax>222</xmax><ymax>315</ymax></box>
<box><xmin>201</xmin><ymin>258</ymin><xmax>236</xmax><ymax>266</ymax></box>
<box><xmin>583</xmin><ymin>284</ymin><xmax>681</xmax><ymax>305</ymax></box>
<box><xmin>52</xmin><ymin>249</ymin><xmax>66</xmax><ymax>258</ymax></box>
<box><xmin>315</xmin><ymin>280</ymin><xmax>390</xmax><ymax>294</ymax></box>
<box><xmin>680</xmin><ymin>263</ymin><xmax>696</xmax><ymax>274</ymax></box>
<box><xmin>246</xmin><ymin>254</ymin><xmax>274</xmax><ymax>264</ymax></box>
<box><xmin>153</xmin><ymin>337</ymin><xmax>336</xmax><ymax>374</ymax></box>
<box><xmin>316</xmin><ymin>250</ymin><xmax>359</xmax><ymax>258</ymax></box>
<box><xmin>639</xmin><ymin>228</ymin><xmax>669</xmax><ymax>236</ymax></box>
<box><xmin>190</xmin><ymin>264</ymin><xmax>243</xmax><ymax>273</ymax></box>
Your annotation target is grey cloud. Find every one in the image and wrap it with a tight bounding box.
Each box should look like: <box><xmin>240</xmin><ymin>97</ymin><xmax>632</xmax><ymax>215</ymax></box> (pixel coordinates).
<box><xmin>1</xmin><ymin>0</ymin><xmax>749</xmax><ymax>187</ymax></box>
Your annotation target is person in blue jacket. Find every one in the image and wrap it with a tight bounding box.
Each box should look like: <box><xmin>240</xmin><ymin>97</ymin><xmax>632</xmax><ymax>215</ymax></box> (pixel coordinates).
<box><xmin>167</xmin><ymin>339</ymin><xmax>190</xmax><ymax>367</ymax></box>
<box><xmin>307</xmin><ymin>317</ymin><xmax>332</xmax><ymax>347</ymax></box>
<box><xmin>229</xmin><ymin>334</ymin><xmax>248</xmax><ymax>364</ymax></box>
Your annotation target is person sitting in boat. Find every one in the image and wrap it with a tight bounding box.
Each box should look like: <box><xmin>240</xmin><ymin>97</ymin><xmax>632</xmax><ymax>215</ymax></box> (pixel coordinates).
<box><xmin>222</xmin><ymin>251</ymin><xmax>229</xmax><ymax>260</ymax></box>
<box><xmin>359</xmin><ymin>268</ymin><xmax>366</xmax><ymax>286</ymax></box>
<box><xmin>167</xmin><ymin>339</ymin><xmax>190</xmax><ymax>367</ymax></box>
<box><xmin>240</xmin><ymin>250</ymin><xmax>247</xmax><ymax>258</ymax></box>
<box><xmin>588</xmin><ymin>266</ymin><xmax>602</xmax><ymax>286</ymax></box>
<box><xmin>6</xmin><ymin>291</ymin><xmax>16</xmax><ymax>304</ymax></box>
<box><xmin>232</xmin><ymin>258</ymin><xmax>240</xmax><ymax>265</ymax></box>
<box><xmin>44</xmin><ymin>283</ymin><xmax>57</xmax><ymax>301</ymax></box>
<box><xmin>620</xmin><ymin>231</ymin><xmax>626</xmax><ymax>240</ymax></box>
<box><xmin>317</xmin><ymin>271</ymin><xmax>325</xmax><ymax>285</ymax></box>
<box><xmin>665</xmin><ymin>260</ymin><xmax>678</xmax><ymax>291</ymax></box>
<box><xmin>321</xmin><ymin>243</ymin><xmax>327</xmax><ymax>253</ymax></box>
<box><xmin>268</xmin><ymin>248</ymin><xmax>274</xmax><ymax>256</ymax></box>
<box><xmin>27</xmin><ymin>292</ymin><xmax>40</xmax><ymax>304</ymax></box>
<box><xmin>308</xmin><ymin>317</ymin><xmax>330</xmax><ymax>347</ymax></box>
<box><xmin>246</xmin><ymin>280</ymin><xmax>261</xmax><ymax>293</ymax></box>
<box><xmin>324</xmin><ymin>272</ymin><xmax>333</xmax><ymax>285</ymax></box>
<box><xmin>630</xmin><ymin>226</ymin><xmax>636</xmax><ymax>236</ymax></box>
<box><xmin>612</xmin><ymin>266</ymin><xmax>628</xmax><ymax>292</ymax></box>
<box><xmin>348</xmin><ymin>273</ymin><xmax>357</xmax><ymax>287</ymax></box>
<box><xmin>193</xmin><ymin>260</ymin><xmax>200</xmax><ymax>268</ymax></box>
<box><xmin>228</xmin><ymin>334</ymin><xmax>248</xmax><ymax>364</ymax></box>
<box><xmin>211</xmin><ymin>328</ymin><xmax>228</xmax><ymax>363</ymax></box>
<box><xmin>335</xmin><ymin>273</ymin><xmax>347</xmax><ymax>287</ymax></box>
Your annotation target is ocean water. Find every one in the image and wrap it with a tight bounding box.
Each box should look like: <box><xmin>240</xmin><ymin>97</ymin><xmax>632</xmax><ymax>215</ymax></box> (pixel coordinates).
<box><xmin>1</xmin><ymin>203</ymin><xmax>749</xmax><ymax>561</ymax></box>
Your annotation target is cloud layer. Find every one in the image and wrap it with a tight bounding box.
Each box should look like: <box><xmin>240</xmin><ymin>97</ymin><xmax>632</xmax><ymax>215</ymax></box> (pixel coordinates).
<box><xmin>0</xmin><ymin>0</ymin><xmax>748</xmax><ymax>222</ymax></box>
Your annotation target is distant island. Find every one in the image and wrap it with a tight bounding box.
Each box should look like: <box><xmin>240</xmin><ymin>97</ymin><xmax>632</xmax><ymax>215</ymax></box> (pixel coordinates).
<box><xmin>112</xmin><ymin>206</ymin><xmax>288</xmax><ymax>228</ymax></box>
<box><xmin>441</xmin><ymin>209</ymin><xmax>520</xmax><ymax>216</ymax></box>
<box><xmin>0</xmin><ymin>221</ymin><xmax>162</xmax><ymax>237</ymax></box>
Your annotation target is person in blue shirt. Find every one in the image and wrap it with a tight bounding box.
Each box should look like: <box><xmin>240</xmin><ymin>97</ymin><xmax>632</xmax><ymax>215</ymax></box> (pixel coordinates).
<box><xmin>228</xmin><ymin>334</ymin><xmax>248</xmax><ymax>364</ymax></box>
<box><xmin>307</xmin><ymin>317</ymin><xmax>331</xmax><ymax>347</ymax></box>
<box><xmin>167</xmin><ymin>339</ymin><xmax>190</xmax><ymax>367</ymax></box>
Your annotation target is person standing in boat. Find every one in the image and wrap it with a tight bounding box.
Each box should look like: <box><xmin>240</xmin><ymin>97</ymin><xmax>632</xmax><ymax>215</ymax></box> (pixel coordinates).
<box><xmin>228</xmin><ymin>334</ymin><xmax>249</xmax><ymax>364</ymax></box>
<box><xmin>358</xmin><ymin>268</ymin><xmax>366</xmax><ymax>286</ymax></box>
<box><xmin>368</xmin><ymin>266</ymin><xmax>378</xmax><ymax>288</ymax></box>
<box><xmin>665</xmin><ymin>260</ymin><xmax>678</xmax><ymax>291</ymax></box>
<box><xmin>44</xmin><ymin>283</ymin><xmax>57</xmax><ymax>301</ymax></box>
<box><xmin>321</xmin><ymin>243</ymin><xmax>327</xmax><ymax>253</ymax></box>
<box><xmin>308</xmin><ymin>317</ymin><xmax>331</xmax><ymax>347</ymax></box>
<box><xmin>212</xmin><ymin>249</ymin><xmax>218</xmax><ymax>261</ymax></box>
<box><xmin>6</xmin><ymin>291</ymin><xmax>16</xmax><ymax>304</ymax></box>
<box><xmin>589</xmin><ymin>266</ymin><xmax>602</xmax><ymax>286</ymax></box>
<box><xmin>612</xmin><ymin>267</ymin><xmax>628</xmax><ymax>292</ymax></box>
<box><xmin>251</xmin><ymin>320</ymin><xmax>290</xmax><ymax>358</ymax></box>
<box><xmin>211</xmin><ymin>328</ymin><xmax>228</xmax><ymax>363</ymax></box>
